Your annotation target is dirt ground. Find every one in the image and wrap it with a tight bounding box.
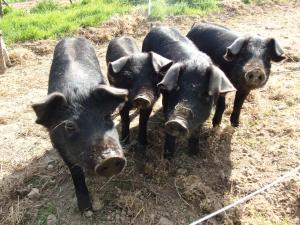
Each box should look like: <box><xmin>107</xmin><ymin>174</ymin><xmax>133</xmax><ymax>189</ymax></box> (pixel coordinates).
<box><xmin>0</xmin><ymin>1</ymin><xmax>300</xmax><ymax>225</ymax></box>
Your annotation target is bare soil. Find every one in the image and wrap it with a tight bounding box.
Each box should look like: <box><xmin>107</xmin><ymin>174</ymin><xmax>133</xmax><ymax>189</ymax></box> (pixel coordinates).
<box><xmin>0</xmin><ymin>1</ymin><xmax>300</xmax><ymax>225</ymax></box>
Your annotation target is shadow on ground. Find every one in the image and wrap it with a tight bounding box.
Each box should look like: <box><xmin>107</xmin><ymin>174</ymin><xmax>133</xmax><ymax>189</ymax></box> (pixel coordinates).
<box><xmin>0</xmin><ymin>107</ymin><xmax>239</xmax><ymax>225</ymax></box>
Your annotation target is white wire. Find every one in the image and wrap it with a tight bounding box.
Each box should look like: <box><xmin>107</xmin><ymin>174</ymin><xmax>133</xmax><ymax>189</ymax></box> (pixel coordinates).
<box><xmin>189</xmin><ymin>165</ymin><xmax>300</xmax><ymax>225</ymax></box>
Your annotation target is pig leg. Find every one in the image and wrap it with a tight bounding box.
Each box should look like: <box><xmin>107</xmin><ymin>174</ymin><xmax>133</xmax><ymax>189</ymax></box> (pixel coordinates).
<box><xmin>57</xmin><ymin>148</ymin><xmax>92</xmax><ymax>212</ymax></box>
<box><xmin>69</xmin><ymin>165</ymin><xmax>93</xmax><ymax>212</ymax></box>
<box><xmin>230</xmin><ymin>90</ymin><xmax>250</xmax><ymax>127</ymax></box>
<box><xmin>188</xmin><ymin>129</ymin><xmax>200</xmax><ymax>155</ymax></box>
<box><xmin>120</xmin><ymin>104</ymin><xmax>131</xmax><ymax>145</ymax></box>
<box><xmin>138</xmin><ymin>107</ymin><xmax>152</xmax><ymax>147</ymax></box>
<box><xmin>162</xmin><ymin>94</ymin><xmax>176</xmax><ymax>159</ymax></box>
<box><xmin>212</xmin><ymin>96</ymin><xmax>226</xmax><ymax>127</ymax></box>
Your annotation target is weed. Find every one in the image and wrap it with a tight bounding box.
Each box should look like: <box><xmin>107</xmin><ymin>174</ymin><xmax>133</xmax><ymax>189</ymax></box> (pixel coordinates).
<box><xmin>35</xmin><ymin>202</ymin><xmax>56</xmax><ymax>225</ymax></box>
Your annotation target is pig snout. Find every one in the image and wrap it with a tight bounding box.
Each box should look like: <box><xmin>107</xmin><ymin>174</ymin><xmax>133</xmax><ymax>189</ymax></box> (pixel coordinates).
<box><xmin>165</xmin><ymin>104</ymin><xmax>194</xmax><ymax>137</ymax></box>
<box><xmin>244</xmin><ymin>68</ymin><xmax>266</xmax><ymax>87</ymax></box>
<box><xmin>94</xmin><ymin>148</ymin><xmax>126</xmax><ymax>177</ymax></box>
<box><xmin>132</xmin><ymin>88</ymin><xmax>155</xmax><ymax>109</ymax></box>
<box><xmin>165</xmin><ymin>117</ymin><xmax>189</xmax><ymax>137</ymax></box>
<box><xmin>132</xmin><ymin>94</ymin><xmax>152</xmax><ymax>109</ymax></box>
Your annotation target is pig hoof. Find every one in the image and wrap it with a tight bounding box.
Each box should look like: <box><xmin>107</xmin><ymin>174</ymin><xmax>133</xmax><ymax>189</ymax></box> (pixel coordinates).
<box><xmin>231</xmin><ymin>122</ymin><xmax>239</xmax><ymax>127</ymax></box>
<box><xmin>137</xmin><ymin>144</ymin><xmax>147</xmax><ymax>152</ymax></box>
<box><xmin>163</xmin><ymin>152</ymin><xmax>174</xmax><ymax>160</ymax></box>
<box><xmin>188</xmin><ymin>149</ymin><xmax>199</xmax><ymax>156</ymax></box>
<box><xmin>212</xmin><ymin>122</ymin><xmax>221</xmax><ymax>128</ymax></box>
<box><xmin>84</xmin><ymin>210</ymin><xmax>93</xmax><ymax>217</ymax></box>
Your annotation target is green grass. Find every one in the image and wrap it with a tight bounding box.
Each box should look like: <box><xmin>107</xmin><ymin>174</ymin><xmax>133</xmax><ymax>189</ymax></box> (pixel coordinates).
<box><xmin>0</xmin><ymin>0</ymin><xmax>219</xmax><ymax>44</ymax></box>
<box><xmin>35</xmin><ymin>202</ymin><xmax>57</xmax><ymax>225</ymax></box>
<box><xmin>0</xmin><ymin>0</ymin><xmax>131</xmax><ymax>44</ymax></box>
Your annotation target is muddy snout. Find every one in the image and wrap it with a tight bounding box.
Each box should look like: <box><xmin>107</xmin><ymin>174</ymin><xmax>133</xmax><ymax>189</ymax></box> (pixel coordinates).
<box><xmin>132</xmin><ymin>94</ymin><xmax>152</xmax><ymax>109</ymax></box>
<box><xmin>94</xmin><ymin>148</ymin><xmax>126</xmax><ymax>177</ymax></box>
<box><xmin>245</xmin><ymin>68</ymin><xmax>266</xmax><ymax>87</ymax></box>
<box><xmin>165</xmin><ymin>117</ymin><xmax>189</xmax><ymax>137</ymax></box>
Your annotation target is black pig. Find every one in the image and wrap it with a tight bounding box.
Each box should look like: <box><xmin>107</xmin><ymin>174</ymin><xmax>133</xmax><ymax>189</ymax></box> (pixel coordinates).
<box><xmin>32</xmin><ymin>38</ymin><xmax>128</xmax><ymax>213</ymax></box>
<box><xmin>142</xmin><ymin>26</ymin><xmax>236</xmax><ymax>158</ymax></box>
<box><xmin>187</xmin><ymin>23</ymin><xmax>285</xmax><ymax>127</ymax></box>
<box><xmin>106</xmin><ymin>36</ymin><xmax>173</xmax><ymax>148</ymax></box>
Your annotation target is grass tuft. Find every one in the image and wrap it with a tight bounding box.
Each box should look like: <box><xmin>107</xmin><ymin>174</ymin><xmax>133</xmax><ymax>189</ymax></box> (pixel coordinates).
<box><xmin>30</xmin><ymin>0</ymin><xmax>62</xmax><ymax>14</ymax></box>
<box><xmin>35</xmin><ymin>203</ymin><xmax>57</xmax><ymax>225</ymax></box>
<box><xmin>149</xmin><ymin>0</ymin><xmax>218</xmax><ymax>20</ymax></box>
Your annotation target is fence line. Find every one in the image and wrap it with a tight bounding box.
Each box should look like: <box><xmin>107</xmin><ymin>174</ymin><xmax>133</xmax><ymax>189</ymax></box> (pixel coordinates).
<box><xmin>189</xmin><ymin>165</ymin><xmax>300</xmax><ymax>225</ymax></box>
<box><xmin>148</xmin><ymin>0</ymin><xmax>151</xmax><ymax>16</ymax></box>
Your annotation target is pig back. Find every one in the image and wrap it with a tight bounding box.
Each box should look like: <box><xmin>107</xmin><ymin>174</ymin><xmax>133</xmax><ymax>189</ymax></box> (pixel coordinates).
<box><xmin>106</xmin><ymin>36</ymin><xmax>140</xmax><ymax>63</ymax></box>
<box><xmin>48</xmin><ymin>38</ymin><xmax>104</xmax><ymax>96</ymax></box>
<box><xmin>143</xmin><ymin>26</ymin><xmax>208</xmax><ymax>62</ymax></box>
<box><xmin>187</xmin><ymin>24</ymin><xmax>239</xmax><ymax>67</ymax></box>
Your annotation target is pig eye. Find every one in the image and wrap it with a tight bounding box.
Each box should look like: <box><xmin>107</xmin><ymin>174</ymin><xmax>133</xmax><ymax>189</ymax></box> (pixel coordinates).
<box><xmin>199</xmin><ymin>92</ymin><xmax>211</xmax><ymax>103</ymax></box>
<box><xmin>122</xmin><ymin>71</ymin><xmax>133</xmax><ymax>80</ymax></box>
<box><xmin>199</xmin><ymin>91</ymin><xmax>209</xmax><ymax>98</ymax></box>
<box><xmin>104</xmin><ymin>114</ymin><xmax>112</xmax><ymax>121</ymax></box>
<box><xmin>64</xmin><ymin>121</ymin><xmax>78</xmax><ymax>135</ymax></box>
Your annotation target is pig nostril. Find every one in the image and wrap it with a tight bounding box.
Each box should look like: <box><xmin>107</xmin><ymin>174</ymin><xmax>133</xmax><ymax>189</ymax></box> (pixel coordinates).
<box><xmin>115</xmin><ymin>161</ymin><xmax>122</xmax><ymax>167</ymax></box>
<box><xmin>259</xmin><ymin>75</ymin><xmax>264</xmax><ymax>81</ymax></box>
<box><xmin>101</xmin><ymin>167</ymin><xmax>108</xmax><ymax>171</ymax></box>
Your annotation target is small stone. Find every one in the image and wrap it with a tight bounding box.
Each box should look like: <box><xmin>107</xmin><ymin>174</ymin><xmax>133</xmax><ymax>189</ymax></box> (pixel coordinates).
<box><xmin>158</xmin><ymin>217</ymin><xmax>174</xmax><ymax>225</ymax></box>
<box><xmin>47</xmin><ymin>164</ymin><xmax>54</xmax><ymax>170</ymax></box>
<box><xmin>177</xmin><ymin>168</ymin><xmax>188</xmax><ymax>175</ymax></box>
<box><xmin>27</xmin><ymin>188</ymin><xmax>40</xmax><ymax>199</ymax></box>
<box><xmin>47</xmin><ymin>214</ymin><xmax>57</xmax><ymax>225</ymax></box>
<box><xmin>219</xmin><ymin>170</ymin><xmax>226</xmax><ymax>180</ymax></box>
<box><xmin>150</xmin><ymin>213</ymin><xmax>155</xmax><ymax>220</ymax></box>
<box><xmin>92</xmin><ymin>200</ymin><xmax>104</xmax><ymax>211</ymax></box>
<box><xmin>84</xmin><ymin>210</ymin><xmax>93</xmax><ymax>217</ymax></box>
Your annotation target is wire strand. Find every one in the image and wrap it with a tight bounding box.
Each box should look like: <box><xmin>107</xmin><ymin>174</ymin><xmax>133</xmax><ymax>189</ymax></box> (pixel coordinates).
<box><xmin>189</xmin><ymin>165</ymin><xmax>300</xmax><ymax>225</ymax></box>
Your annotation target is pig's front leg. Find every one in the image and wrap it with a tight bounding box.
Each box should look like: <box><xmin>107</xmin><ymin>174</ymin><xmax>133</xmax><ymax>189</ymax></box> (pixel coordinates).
<box><xmin>138</xmin><ymin>107</ymin><xmax>152</xmax><ymax>147</ymax></box>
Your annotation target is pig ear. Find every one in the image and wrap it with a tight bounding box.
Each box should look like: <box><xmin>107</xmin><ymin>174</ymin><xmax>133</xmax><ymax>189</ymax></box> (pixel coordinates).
<box><xmin>32</xmin><ymin>92</ymin><xmax>67</xmax><ymax>127</ymax></box>
<box><xmin>157</xmin><ymin>63</ymin><xmax>182</xmax><ymax>92</ymax></box>
<box><xmin>149</xmin><ymin>52</ymin><xmax>173</xmax><ymax>75</ymax></box>
<box><xmin>223</xmin><ymin>37</ymin><xmax>247</xmax><ymax>62</ymax></box>
<box><xmin>207</xmin><ymin>65</ymin><xmax>236</xmax><ymax>96</ymax></box>
<box><xmin>108</xmin><ymin>56</ymin><xmax>130</xmax><ymax>74</ymax></box>
<box><xmin>92</xmin><ymin>85</ymin><xmax>128</xmax><ymax>111</ymax></box>
<box><xmin>266</xmin><ymin>38</ymin><xmax>286</xmax><ymax>62</ymax></box>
